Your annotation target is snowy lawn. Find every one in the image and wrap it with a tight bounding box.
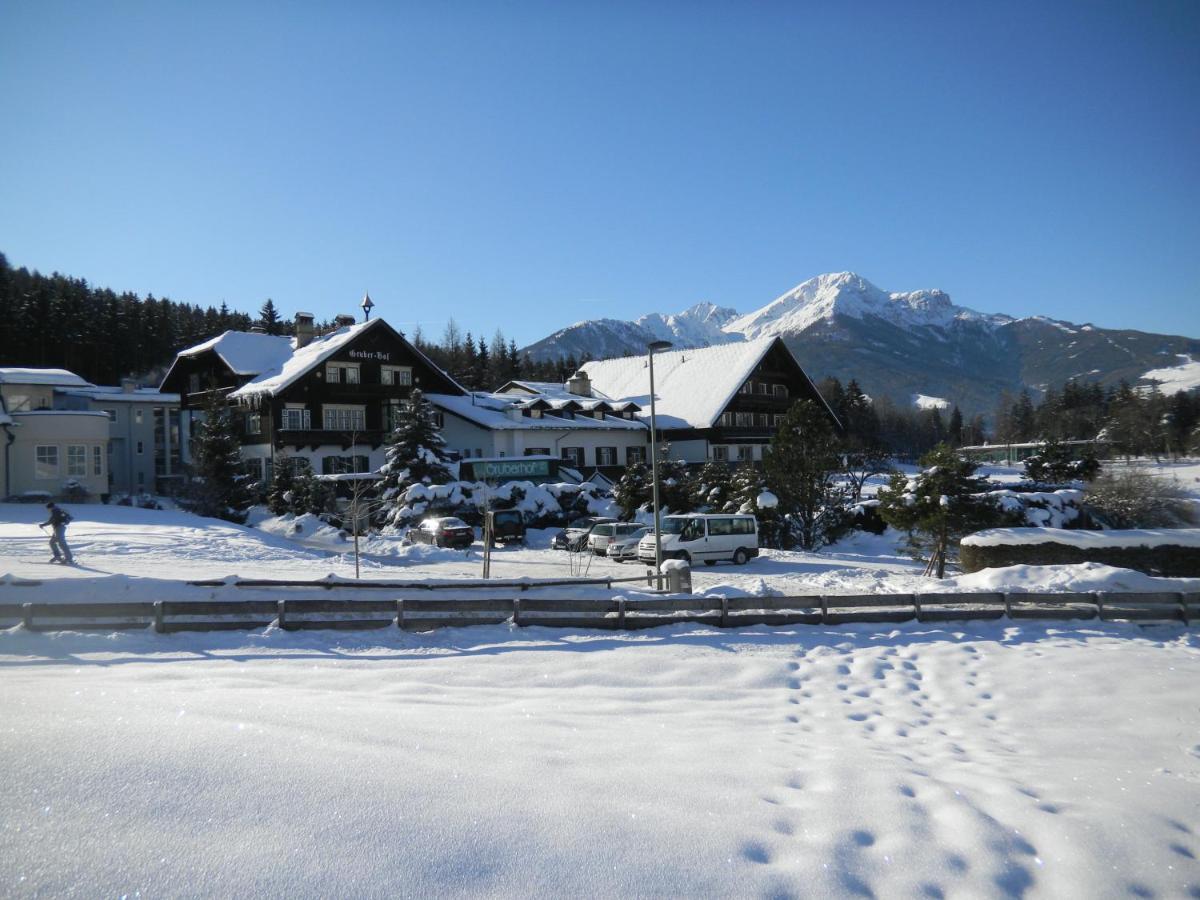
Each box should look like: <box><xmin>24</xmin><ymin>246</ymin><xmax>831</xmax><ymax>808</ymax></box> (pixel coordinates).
<box><xmin>1</xmin><ymin>621</ymin><xmax>1198</xmax><ymax>897</ymax></box>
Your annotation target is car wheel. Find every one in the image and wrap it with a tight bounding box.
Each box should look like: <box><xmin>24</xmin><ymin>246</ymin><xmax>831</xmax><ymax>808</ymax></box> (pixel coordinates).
<box><xmin>704</xmin><ymin>559</ymin><xmax>717</xmax><ymax>567</ymax></box>
<box><xmin>733</xmin><ymin>548</ymin><xmax>749</xmax><ymax>565</ymax></box>
<box><xmin>679</xmin><ymin>551</ymin><xmax>691</xmax><ymax>565</ymax></box>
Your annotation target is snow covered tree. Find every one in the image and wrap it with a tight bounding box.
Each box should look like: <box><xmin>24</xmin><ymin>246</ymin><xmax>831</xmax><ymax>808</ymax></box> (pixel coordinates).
<box><xmin>378</xmin><ymin>389</ymin><xmax>453</xmax><ymax>526</ymax></box>
<box><xmin>763</xmin><ymin>399</ymin><xmax>848</xmax><ymax>551</ymax></box>
<box><xmin>187</xmin><ymin>391</ymin><xmax>250</xmax><ymax>523</ymax></box>
<box><xmin>724</xmin><ymin>462</ymin><xmax>785</xmax><ymax>548</ymax></box>
<box><xmin>267</xmin><ymin>456</ymin><xmax>296</xmax><ymax>515</ymax></box>
<box><xmin>613</xmin><ymin>462</ymin><xmax>651</xmax><ymax>520</ymax></box>
<box><xmin>1024</xmin><ymin>437</ymin><xmax>1101</xmax><ymax>484</ymax></box>
<box><xmin>690</xmin><ymin>462</ymin><xmax>732</xmax><ymax>511</ymax></box>
<box><xmin>877</xmin><ymin>444</ymin><xmax>1005</xmax><ymax>578</ymax></box>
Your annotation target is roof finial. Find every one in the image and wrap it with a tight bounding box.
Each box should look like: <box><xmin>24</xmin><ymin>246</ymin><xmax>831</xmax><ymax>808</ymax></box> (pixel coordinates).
<box><xmin>360</xmin><ymin>291</ymin><xmax>375</xmax><ymax>322</ymax></box>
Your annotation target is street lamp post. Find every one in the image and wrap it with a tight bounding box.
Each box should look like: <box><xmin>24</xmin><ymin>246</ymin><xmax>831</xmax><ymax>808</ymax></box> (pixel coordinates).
<box><xmin>647</xmin><ymin>339</ymin><xmax>672</xmax><ymax>589</ymax></box>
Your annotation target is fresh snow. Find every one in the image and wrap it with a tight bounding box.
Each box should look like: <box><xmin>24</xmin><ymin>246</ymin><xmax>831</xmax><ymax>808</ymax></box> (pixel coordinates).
<box><xmin>1142</xmin><ymin>354</ymin><xmax>1200</xmax><ymax>395</ymax></box>
<box><xmin>229</xmin><ymin>321</ymin><xmax>377</xmax><ymax>399</ymax></box>
<box><xmin>963</xmin><ymin>527</ymin><xmax>1200</xmax><ymax>549</ymax></box>
<box><xmin>2</xmin><ymin>619</ymin><xmax>1199</xmax><ymax>897</ymax></box>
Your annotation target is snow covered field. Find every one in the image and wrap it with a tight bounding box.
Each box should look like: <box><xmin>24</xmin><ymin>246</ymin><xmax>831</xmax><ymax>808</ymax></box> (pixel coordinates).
<box><xmin>3</xmin><ymin>466</ymin><xmax>1200</xmax><ymax>898</ymax></box>
<box><xmin>2</xmin><ymin>621</ymin><xmax>1199</xmax><ymax>897</ymax></box>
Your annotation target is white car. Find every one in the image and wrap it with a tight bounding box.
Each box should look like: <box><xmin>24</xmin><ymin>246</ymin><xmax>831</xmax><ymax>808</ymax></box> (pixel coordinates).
<box><xmin>605</xmin><ymin>527</ymin><xmax>650</xmax><ymax>562</ymax></box>
<box><xmin>587</xmin><ymin>522</ymin><xmax>647</xmax><ymax>556</ymax></box>
<box><xmin>637</xmin><ymin>514</ymin><xmax>758</xmax><ymax>566</ymax></box>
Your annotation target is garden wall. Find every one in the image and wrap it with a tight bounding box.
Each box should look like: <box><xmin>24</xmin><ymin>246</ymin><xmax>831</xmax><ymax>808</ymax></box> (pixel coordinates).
<box><xmin>960</xmin><ymin>528</ymin><xmax>1200</xmax><ymax>577</ymax></box>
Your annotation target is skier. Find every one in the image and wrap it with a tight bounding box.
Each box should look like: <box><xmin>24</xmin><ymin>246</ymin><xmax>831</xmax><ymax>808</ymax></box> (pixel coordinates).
<box><xmin>39</xmin><ymin>502</ymin><xmax>74</xmax><ymax>565</ymax></box>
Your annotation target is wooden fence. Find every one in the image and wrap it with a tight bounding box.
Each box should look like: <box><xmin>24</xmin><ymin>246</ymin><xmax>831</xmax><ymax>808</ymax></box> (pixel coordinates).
<box><xmin>0</xmin><ymin>590</ymin><xmax>1196</xmax><ymax>633</ymax></box>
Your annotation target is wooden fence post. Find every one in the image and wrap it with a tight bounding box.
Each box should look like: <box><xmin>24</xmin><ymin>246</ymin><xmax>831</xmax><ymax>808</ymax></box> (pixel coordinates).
<box><xmin>22</xmin><ymin>602</ymin><xmax>32</xmax><ymax>630</ymax></box>
<box><xmin>1096</xmin><ymin>591</ymin><xmax>1105</xmax><ymax>621</ymax></box>
<box><xmin>617</xmin><ymin>597</ymin><xmax>626</xmax><ymax>630</ymax></box>
<box><xmin>513</xmin><ymin>597</ymin><xmax>522</xmax><ymax>627</ymax></box>
<box><xmin>396</xmin><ymin>599</ymin><xmax>404</xmax><ymax>630</ymax></box>
<box><xmin>913</xmin><ymin>594</ymin><xmax>923</xmax><ymax>623</ymax></box>
<box><xmin>1003</xmin><ymin>592</ymin><xmax>1012</xmax><ymax>619</ymax></box>
<box><xmin>277</xmin><ymin>599</ymin><xmax>287</xmax><ymax>630</ymax></box>
<box><xmin>720</xmin><ymin>596</ymin><xmax>729</xmax><ymax>629</ymax></box>
<box><xmin>819</xmin><ymin>595</ymin><xmax>829</xmax><ymax>625</ymax></box>
<box><xmin>154</xmin><ymin>601</ymin><xmax>165</xmax><ymax>633</ymax></box>
<box><xmin>1178</xmin><ymin>592</ymin><xmax>1189</xmax><ymax>625</ymax></box>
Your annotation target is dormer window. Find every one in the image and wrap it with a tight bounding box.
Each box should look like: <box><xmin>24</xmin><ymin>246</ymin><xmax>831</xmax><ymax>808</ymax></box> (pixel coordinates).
<box><xmin>531</xmin><ymin>409</ymin><xmax>543</xmax><ymax>419</ymax></box>
<box><xmin>773</xmin><ymin>384</ymin><xmax>788</xmax><ymax>399</ymax></box>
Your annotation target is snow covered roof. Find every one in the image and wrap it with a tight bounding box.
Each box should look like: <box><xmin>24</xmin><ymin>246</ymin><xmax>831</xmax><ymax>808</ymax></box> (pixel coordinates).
<box><xmin>0</xmin><ymin>368</ymin><xmax>93</xmax><ymax>388</ymax></box>
<box><xmin>178</xmin><ymin>331</ymin><xmax>295</xmax><ymax>376</ymax></box>
<box><xmin>229</xmin><ymin>322</ymin><xmax>376</xmax><ymax>399</ymax></box>
<box><xmin>498</xmin><ymin>380</ymin><xmax>630</xmax><ymax>412</ymax></box>
<box><xmin>59</xmin><ymin>386</ymin><xmax>181</xmax><ymax>403</ymax></box>
<box><xmin>428</xmin><ymin>392</ymin><xmax>647</xmax><ymax>432</ymax></box>
<box><xmin>580</xmin><ymin>337</ymin><xmax>786</xmax><ymax>429</ymax></box>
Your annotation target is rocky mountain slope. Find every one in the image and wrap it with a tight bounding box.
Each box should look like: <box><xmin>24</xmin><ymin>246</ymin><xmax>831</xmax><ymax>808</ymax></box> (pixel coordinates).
<box><xmin>520</xmin><ymin>273</ymin><xmax>1200</xmax><ymax>413</ymax></box>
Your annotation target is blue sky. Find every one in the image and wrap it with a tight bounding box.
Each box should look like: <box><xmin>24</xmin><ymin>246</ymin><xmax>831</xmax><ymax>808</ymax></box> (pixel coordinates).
<box><xmin>1</xmin><ymin>1</ymin><xmax>1197</xmax><ymax>346</ymax></box>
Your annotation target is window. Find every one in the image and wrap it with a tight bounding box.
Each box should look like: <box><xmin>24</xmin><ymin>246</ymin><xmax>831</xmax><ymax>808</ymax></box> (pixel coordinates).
<box><xmin>757</xmin><ymin>413</ymin><xmax>770</xmax><ymax>428</ymax></box>
<box><xmin>323</xmin><ymin>406</ymin><xmax>366</xmax><ymax>431</ymax></box>
<box><xmin>321</xmin><ymin>455</ymin><xmax>371</xmax><ymax>475</ymax></box>
<box><xmin>626</xmin><ymin>446</ymin><xmax>646</xmax><ymax>465</ymax></box>
<box><xmin>135</xmin><ymin>409</ymin><xmax>143</xmax><ymax>424</ymax></box>
<box><xmin>188</xmin><ymin>373</ymin><xmax>201</xmax><ymax>393</ymax></box>
<box><xmin>137</xmin><ymin>471</ymin><xmax>145</xmax><ymax>486</ymax></box>
<box><xmin>242</xmin><ymin>458</ymin><xmax>264</xmax><ymax>481</ymax></box>
<box><xmin>281</xmin><ymin>408</ymin><xmax>311</xmax><ymax>430</ymax></box>
<box><xmin>736</xmin><ymin>445</ymin><xmax>753</xmax><ymax>461</ymax></box>
<box><xmin>431</xmin><ymin>411</ymin><xmax>444</xmax><ymax>428</ymax></box>
<box><xmin>773</xmin><ymin>384</ymin><xmax>788</xmax><ymax>399</ymax></box>
<box><xmin>244</xmin><ymin>413</ymin><xmax>262</xmax><ymax>435</ymax></box>
<box><xmin>735</xmin><ymin>412</ymin><xmax>753</xmax><ymax>427</ymax></box>
<box><xmin>525</xmin><ymin>448</ymin><xmax>550</xmax><ymax>456</ymax></box>
<box><xmin>708</xmin><ymin>517</ymin><xmax>734</xmax><ymax>536</ymax></box>
<box><xmin>67</xmin><ymin>445</ymin><xmax>87</xmax><ymax>477</ymax></box>
<box><xmin>531</xmin><ymin>409</ymin><xmax>543</xmax><ymax>419</ymax></box>
<box><xmin>596</xmin><ymin>447</ymin><xmax>617</xmax><ymax>466</ymax></box>
<box><xmin>326</xmin><ymin>364</ymin><xmax>360</xmax><ymax>384</ymax></box>
<box><xmin>733</xmin><ymin>517</ymin><xmax>756</xmax><ymax>535</ymax></box>
<box><xmin>92</xmin><ymin>445</ymin><xmax>103</xmax><ymax>476</ymax></box>
<box><xmin>711</xmin><ymin>445</ymin><xmax>729</xmax><ymax>461</ymax></box>
<box><xmin>381</xmin><ymin>366</ymin><xmax>413</xmax><ymax>386</ymax></box>
<box><xmin>774</xmin><ymin>414</ymin><xmax>785</xmax><ymax>427</ymax></box>
<box><xmin>136</xmin><ymin>441</ymin><xmax>144</xmax><ymax>455</ymax></box>
<box><xmin>757</xmin><ymin>382</ymin><xmax>770</xmax><ymax>395</ymax></box>
<box><xmin>102</xmin><ymin>408</ymin><xmax>117</xmax><ymax>422</ymax></box>
<box><xmin>35</xmin><ymin>446</ymin><xmax>58</xmax><ymax>479</ymax></box>
<box><xmin>561</xmin><ymin>447</ymin><xmax>584</xmax><ymax>467</ymax></box>
<box><xmin>739</xmin><ymin>382</ymin><xmax>753</xmax><ymax>395</ymax></box>
<box><xmin>720</xmin><ymin>412</ymin><xmax>736</xmax><ymax>428</ymax></box>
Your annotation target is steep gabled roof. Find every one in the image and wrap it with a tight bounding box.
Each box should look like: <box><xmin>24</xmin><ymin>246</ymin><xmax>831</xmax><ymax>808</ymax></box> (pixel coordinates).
<box><xmin>427</xmin><ymin>392</ymin><xmax>647</xmax><ymax>432</ymax></box>
<box><xmin>580</xmin><ymin>336</ymin><xmax>838</xmax><ymax>430</ymax></box>
<box><xmin>178</xmin><ymin>331</ymin><xmax>295</xmax><ymax>376</ymax></box>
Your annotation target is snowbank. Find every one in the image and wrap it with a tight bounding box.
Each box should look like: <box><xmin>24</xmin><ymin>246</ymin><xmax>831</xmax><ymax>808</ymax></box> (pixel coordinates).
<box><xmin>963</xmin><ymin>527</ymin><xmax>1200</xmax><ymax>548</ymax></box>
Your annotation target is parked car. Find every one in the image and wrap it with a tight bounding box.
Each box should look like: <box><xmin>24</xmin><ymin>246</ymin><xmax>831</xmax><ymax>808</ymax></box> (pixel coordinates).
<box><xmin>551</xmin><ymin>516</ymin><xmax>617</xmax><ymax>551</ymax></box>
<box><xmin>588</xmin><ymin>522</ymin><xmax>648</xmax><ymax>556</ymax></box>
<box><xmin>407</xmin><ymin>516</ymin><xmax>475</xmax><ymax>549</ymax></box>
<box><xmin>606</xmin><ymin>526</ymin><xmax>650</xmax><ymax>562</ymax></box>
<box><xmin>636</xmin><ymin>514</ymin><xmax>758</xmax><ymax>566</ymax></box>
<box><xmin>487</xmin><ymin>509</ymin><xmax>526</xmax><ymax>545</ymax></box>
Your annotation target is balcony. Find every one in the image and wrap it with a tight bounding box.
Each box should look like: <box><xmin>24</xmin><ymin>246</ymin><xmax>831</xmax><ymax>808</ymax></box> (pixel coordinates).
<box><xmin>274</xmin><ymin>428</ymin><xmax>387</xmax><ymax>450</ymax></box>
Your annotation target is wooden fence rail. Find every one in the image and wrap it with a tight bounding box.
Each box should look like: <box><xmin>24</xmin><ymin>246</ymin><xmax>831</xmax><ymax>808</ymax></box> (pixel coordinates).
<box><xmin>0</xmin><ymin>591</ymin><xmax>1195</xmax><ymax>633</ymax></box>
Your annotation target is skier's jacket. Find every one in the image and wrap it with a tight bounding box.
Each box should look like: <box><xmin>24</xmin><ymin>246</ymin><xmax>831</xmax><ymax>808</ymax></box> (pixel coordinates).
<box><xmin>43</xmin><ymin>507</ymin><xmax>73</xmax><ymax>529</ymax></box>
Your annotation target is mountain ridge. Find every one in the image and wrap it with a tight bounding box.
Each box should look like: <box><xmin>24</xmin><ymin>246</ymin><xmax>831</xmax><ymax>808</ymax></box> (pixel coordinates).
<box><xmin>520</xmin><ymin>272</ymin><xmax>1200</xmax><ymax>413</ymax></box>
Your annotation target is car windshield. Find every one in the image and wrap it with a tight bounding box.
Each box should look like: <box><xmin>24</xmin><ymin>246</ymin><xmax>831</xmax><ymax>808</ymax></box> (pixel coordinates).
<box><xmin>438</xmin><ymin>518</ymin><xmax>468</xmax><ymax>529</ymax></box>
<box><xmin>661</xmin><ymin>517</ymin><xmax>704</xmax><ymax>536</ymax></box>
<box><xmin>592</xmin><ymin>525</ymin><xmax>614</xmax><ymax>536</ymax></box>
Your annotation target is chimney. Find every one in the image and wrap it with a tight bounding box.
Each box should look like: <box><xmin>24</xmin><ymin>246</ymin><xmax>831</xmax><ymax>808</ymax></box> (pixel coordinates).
<box><xmin>567</xmin><ymin>370</ymin><xmax>592</xmax><ymax>397</ymax></box>
<box><xmin>120</xmin><ymin>378</ymin><xmax>137</xmax><ymax>394</ymax></box>
<box><xmin>295</xmin><ymin>312</ymin><xmax>315</xmax><ymax>348</ymax></box>
<box><xmin>334</xmin><ymin>314</ymin><xmax>357</xmax><ymax>328</ymax></box>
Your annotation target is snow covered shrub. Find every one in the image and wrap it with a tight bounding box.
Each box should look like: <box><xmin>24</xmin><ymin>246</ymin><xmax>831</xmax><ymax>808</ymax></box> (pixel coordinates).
<box><xmin>723</xmin><ymin>462</ymin><xmax>786</xmax><ymax>548</ymax></box>
<box><xmin>61</xmin><ymin>480</ymin><xmax>89</xmax><ymax>502</ymax></box>
<box><xmin>1084</xmin><ymin>470</ymin><xmax>1197</xmax><ymax>528</ymax></box>
<box><xmin>877</xmin><ymin>444</ymin><xmax>1006</xmax><ymax>577</ymax></box>
<box><xmin>987</xmin><ymin>488</ymin><xmax>1086</xmax><ymax>529</ymax></box>
<box><xmin>613</xmin><ymin>463</ymin><xmax>651</xmax><ymax>520</ymax></box>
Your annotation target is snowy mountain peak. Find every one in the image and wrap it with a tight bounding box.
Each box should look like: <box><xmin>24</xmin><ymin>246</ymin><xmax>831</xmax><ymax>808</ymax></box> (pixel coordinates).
<box><xmin>723</xmin><ymin>272</ymin><xmax>991</xmax><ymax>340</ymax></box>
<box><xmin>635</xmin><ymin>301</ymin><xmax>741</xmax><ymax>347</ymax></box>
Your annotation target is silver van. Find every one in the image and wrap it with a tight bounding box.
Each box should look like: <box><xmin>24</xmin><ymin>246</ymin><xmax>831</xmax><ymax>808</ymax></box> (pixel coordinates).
<box><xmin>637</xmin><ymin>514</ymin><xmax>759</xmax><ymax>566</ymax></box>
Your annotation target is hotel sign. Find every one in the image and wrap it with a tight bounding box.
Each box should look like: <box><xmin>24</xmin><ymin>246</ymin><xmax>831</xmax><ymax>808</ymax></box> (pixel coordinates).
<box><xmin>349</xmin><ymin>350</ymin><xmax>391</xmax><ymax>361</ymax></box>
<box><xmin>464</xmin><ymin>458</ymin><xmax>553</xmax><ymax>482</ymax></box>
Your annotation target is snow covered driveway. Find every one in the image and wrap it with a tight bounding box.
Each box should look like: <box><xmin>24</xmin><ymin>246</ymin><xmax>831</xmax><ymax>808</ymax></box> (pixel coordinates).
<box><xmin>2</xmin><ymin>622</ymin><xmax>1198</xmax><ymax>898</ymax></box>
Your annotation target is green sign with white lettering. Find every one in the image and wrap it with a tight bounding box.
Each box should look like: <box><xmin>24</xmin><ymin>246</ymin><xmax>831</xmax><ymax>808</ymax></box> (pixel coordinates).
<box><xmin>469</xmin><ymin>459</ymin><xmax>551</xmax><ymax>481</ymax></box>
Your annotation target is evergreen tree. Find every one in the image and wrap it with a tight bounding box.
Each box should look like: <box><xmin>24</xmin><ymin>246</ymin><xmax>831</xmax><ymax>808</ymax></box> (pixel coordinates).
<box><xmin>877</xmin><ymin>444</ymin><xmax>1004</xmax><ymax>577</ymax></box>
<box><xmin>724</xmin><ymin>462</ymin><xmax>785</xmax><ymax>548</ymax></box>
<box><xmin>267</xmin><ymin>456</ymin><xmax>296</xmax><ymax>515</ymax></box>
<box><xmin>186</xmin><ymin>391</ymin><xmax>250</xmax><ymax>523</ymax></box>
<box><xmin>691</xmin><ymin>462</ymin><xmax>732</xmax><ymax>511</ymax></box>
<box><xmin>948</xmin><ymin>406</ymin><xmax>964</xmax><ymax>447</ymax></box>
<box><xmin>258</xmin><ymin>298</ymin><xmax>282</xmax><ymax>335</ymax></box>
<box><xmin>1025</xmin><ymin>437</ymin><xmax>1102</xmax><ymax>484</ymax></box>
<box><xmin>378</xmin><ymin>389</ymin><xmax>453</xmax><ymax>526</ymax></box>
<box><xmin>763</xmin><ymin>399</ymin><xmax>848</xmax><ymax>551</ymax></box>
<box><xmin>613</xmin><ymin>462</ymin><xmax>651</xmax><ymax>520</ymax></box>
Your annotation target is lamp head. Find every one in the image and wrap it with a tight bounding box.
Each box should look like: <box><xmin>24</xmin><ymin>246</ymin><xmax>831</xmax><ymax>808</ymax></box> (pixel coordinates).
<box><xmin>647</xmin><ymin>340</ymin><xmax>673</xmax><ymax>353</ymax></box>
